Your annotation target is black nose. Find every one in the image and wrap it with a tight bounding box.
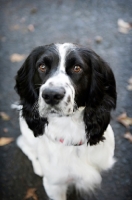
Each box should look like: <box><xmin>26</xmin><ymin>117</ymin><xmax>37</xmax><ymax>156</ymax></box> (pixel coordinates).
<box><xmin>42</xmin><ymin>87</ymin><xmax>65</xmax><ymax>105</ymax></box>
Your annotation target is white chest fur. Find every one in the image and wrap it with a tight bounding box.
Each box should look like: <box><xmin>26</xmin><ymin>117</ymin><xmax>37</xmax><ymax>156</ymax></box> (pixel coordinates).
<box><xmin>17</xmin><ymin>109</ymin><xmax>115</xmax><ymax>197</ymax></box>
<box><xmin>44</xmin><ymin>107</ymin><xmax>86</xmax><ymax>146</ymax></box>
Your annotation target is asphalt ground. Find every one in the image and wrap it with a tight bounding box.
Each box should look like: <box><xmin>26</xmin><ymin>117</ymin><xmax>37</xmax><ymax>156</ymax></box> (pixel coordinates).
<box><xmin>0</xmin><ymin>0</ymin><xmax>132</xmax><ymax>200</ymax></box>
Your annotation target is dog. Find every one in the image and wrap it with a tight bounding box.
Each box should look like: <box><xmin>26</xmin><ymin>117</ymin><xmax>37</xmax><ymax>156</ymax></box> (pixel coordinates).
<box><xmin>15</xmin><ymin>43</ymin><xmax>117</xmax><ymax>200</ymax></box>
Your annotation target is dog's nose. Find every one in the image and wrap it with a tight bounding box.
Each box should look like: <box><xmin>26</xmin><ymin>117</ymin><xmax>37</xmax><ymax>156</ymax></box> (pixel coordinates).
<box><xmin>42</xmin><ymin>87</ymin><xmax>65</xmax><ymax>105</ymax></box>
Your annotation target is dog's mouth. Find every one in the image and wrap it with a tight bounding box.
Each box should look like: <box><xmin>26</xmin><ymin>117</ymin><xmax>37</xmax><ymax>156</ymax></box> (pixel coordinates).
<box><xmin>49</xmin><ymin>108</ymin><xmax>61</xmax><ymax>115</ymax></box>
<box><xmin>42</xmin><ymin>106</ymin><xmax>64</xmax><ymax>117</ymax></box>
<box><xmin>38</xmin><ymin>96</ymin><xmax>78</xmax><ymax>117</ymax></box>
<box><xmin>48</xmin><ymin>104</ymin><xmax>78</xmax><ymax>117</ymax></box>
<box><xmin>41</xmin><ymin>105</ymin><xmax>77</xmax><ymax>118</ymax></box>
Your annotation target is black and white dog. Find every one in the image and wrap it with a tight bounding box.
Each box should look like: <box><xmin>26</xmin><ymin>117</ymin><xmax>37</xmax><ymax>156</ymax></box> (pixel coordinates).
<box><xmin>15</xmin><ymin>43</ymin><xmax>117</xmax><ymax>200</ymax></box>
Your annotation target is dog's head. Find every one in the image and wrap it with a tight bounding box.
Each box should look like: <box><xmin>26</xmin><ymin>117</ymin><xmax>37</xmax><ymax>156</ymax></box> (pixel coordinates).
<box><xmin>15</xmin><ymin>43</ymin><xmax>116</xmax><ymax>145</ymax></box>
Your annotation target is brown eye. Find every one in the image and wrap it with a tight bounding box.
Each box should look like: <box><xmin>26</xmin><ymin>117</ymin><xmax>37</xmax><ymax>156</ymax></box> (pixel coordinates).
<box><xmin>39</xmin><ymin>65</ymin><xmax>46</xmax><ymax>72</ymax></box>
<box><xmin>73</xmin><ymin>66</ymin><xmax>82</xmax><ymax>73</ymax></box>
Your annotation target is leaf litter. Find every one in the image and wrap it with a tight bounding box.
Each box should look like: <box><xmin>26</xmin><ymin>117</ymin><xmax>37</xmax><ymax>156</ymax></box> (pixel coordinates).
<box><xmin>0</xmin><ymin>112</ymin><xmax>10</xmax><ymax>121</ymax></box>
<box><xmin>0</xmin><ymin>137</ymin><xmax>14</xmax><ymax>146</ymax></box>
<box><xmin>117</xmin><ymin>112</ymin><xmax>132</xmax><ymax>128</ymax></box>
<box><xmin>117</xmin><ymin>19</ymin><xmax>132</xmax><ymax>34</ymax></box>
<box><xmin>117</xmin><ymin>113</ymin><xmax>132</xmax><ymax>143</ymax></box>
<box><xmin>24</xmin><ymin>188</ymin><xmax>38</xmax><ymax>200</ymax></box>
<box><xmin>10</xmin><ymin>54</ymin><xmax>26</xmax><ymax>62</ymax></box>
<box><xmin>124</xmin><ymin>132</ymin><xmax>132</xmax><ymax>143</ymax></box>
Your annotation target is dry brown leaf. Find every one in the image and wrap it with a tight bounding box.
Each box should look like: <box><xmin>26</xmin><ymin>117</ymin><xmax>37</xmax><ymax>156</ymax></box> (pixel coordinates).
<box><xmin>117</xmin><ymin>112</ymin><xmax>132</xmax><ymax>128</ymax></box>
<box><xmin>30</xmin><ymin>8</ymin><xmax>38</xmax><ymax>14</ymax></box>
<box><xmin>24</xmin><ymin>188</ymin><xmax>38</xmax><ymax>200</ymax></box>
<box><xmin>124</xmin><ymin>132</ymin><xmax>132</xmax><ymax>143</ymax></box>
<box><xmin>0</xmin><ymin>137</ymin><xmax>14</xmax><ymax>146</ymax></box>
<box><xmin>10</xmin><ymin>54</ymin><xmax>26</xmax><ymax>62</ymax></box>
<box><xmin>28</xmin><ymin>24</ymin><xmax>35</xmax><ymax>32</ymax></box>
<box><xmin>0</xmin><ymin>112</ymin><xmax>10</xmax><ymax>121</ymax></box>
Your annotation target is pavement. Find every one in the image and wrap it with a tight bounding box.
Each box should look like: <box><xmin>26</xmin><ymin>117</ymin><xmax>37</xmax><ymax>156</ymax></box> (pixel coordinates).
<box><xmin>0</xmin><ymin>0</ymin><xmax>132</xmax><ymax>200</ymax></box>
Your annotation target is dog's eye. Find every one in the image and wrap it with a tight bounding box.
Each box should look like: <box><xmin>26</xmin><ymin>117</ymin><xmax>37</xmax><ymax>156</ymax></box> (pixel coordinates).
<box><xmin>73</xmin><ymin>66</ymin><xmax>82</xmax><ymax>73</ymax></box>
<box><xmin>39</xmin><ymin>65</ymin><xmax>46</xmax><ymax>72</ymax></box>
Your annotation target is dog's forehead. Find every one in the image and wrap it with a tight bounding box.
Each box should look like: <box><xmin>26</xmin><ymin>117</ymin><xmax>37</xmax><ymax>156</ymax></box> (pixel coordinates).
<box><xmin>55</xmin><ymin>43</ymin><xmax>75</xmax><ymax>53</ymax></box>
<box><xmin>55</xmin><ymin>43</ymin><xmax>76</xmax><ymax>71</ymax></box>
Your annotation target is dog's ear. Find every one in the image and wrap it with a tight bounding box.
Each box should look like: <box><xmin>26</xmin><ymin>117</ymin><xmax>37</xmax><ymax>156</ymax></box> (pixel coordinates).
<box><xmin>15</xmin><ymin>47</ymin><xmax>48</xmax><ymax>137</ymax></box>
<box><xmin>15</xmin><ymin>47</ymin><xmax>44</xmax><ymax>104</ymax></box>
<box><xmin>83</xmin><ymin>51</ymin><xmax>117</xmax><ymax>145</ymax></box>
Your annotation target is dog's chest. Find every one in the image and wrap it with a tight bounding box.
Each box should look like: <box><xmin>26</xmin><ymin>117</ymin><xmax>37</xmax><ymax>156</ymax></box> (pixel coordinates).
<box><xmin>44</xmin><ymin>110</ymin><xmax>86</xmax><ymax>145</ymax></box>
<box><xmin>38</xmin><ymin>134</ymin><xmax>87</xmax><ymax>184</ymax></box>
<box><xmin>38</xmin><ymin>111</ymin><xmax>88</xmax><ymax>182</ymax></box>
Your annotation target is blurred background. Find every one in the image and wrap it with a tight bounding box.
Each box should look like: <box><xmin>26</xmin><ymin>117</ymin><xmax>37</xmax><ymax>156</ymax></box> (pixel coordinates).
<box><xmin>0</xmin><ymin>0</ymin><xmax>132</xmax><ymax>200</ymax></box>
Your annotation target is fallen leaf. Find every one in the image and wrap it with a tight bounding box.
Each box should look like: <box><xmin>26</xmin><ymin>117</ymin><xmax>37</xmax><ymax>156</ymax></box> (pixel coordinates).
<box><xmin>117</xmin><ymin>113</ymin><xmax>132</xmax><ymax>128</ymax></box>
<box><xmin>0</xmin><ymin>112</ymin><xmax>10</xmax><ymax>121</ymax></box>
<box><xmin>124</xmin><ymin>132</ymin><xmax>132</xmax><ymax>143</ymax></box>
<box><xmin>127</xmin><ymin>85</ymin><xmax>132</xmax><ymax>91</ymax></box>
<box><xmin>127</xmin><ymin>76</ymin><xmax>132</xmax><ymax>91</ymax></box>
<box><xmin>28</xmin><ymin>24</ymin><xmax>35</xmax><ymax>32</ymax></box>
<box><xmin>10</xmin><ymin>54</ymin><xmax>26</xmax><ymax>62</ymax></box>
<box><xmin>10</xmin><ymin>24</ymin><xmax>20</xmax><ymax>31</ymax></box>
<box><xmin>117</xmin><ymin>19</ymin><xmax>132</xmax><ymax>34</ymax></box>
<box><xmin>24</xmin><ymin>188</ymin><xmax>38</xmax><ymax>200</ymax></box>
<box><xmin>3</xmin><ymin>128</ymin><xmax>8</xmax><ymax>133</ymax></box>
<box><xmin>95</xmin><ymin>36</ymin><xmax>103</xmax><ymax>43</ymax></box>
<box><xmin>128</xmin><ymin>77</ymin><xmax>132</xmax><ymax>84</ymax></box>
<box><xmin>30</xmin><ymin>8</ymin><xmax>38</xmax><ymax>14</ymax></box>
<box><xmin>0</xmin><ymin>137</ymin><xmax>14</xmax><ymax>146</ymax></box>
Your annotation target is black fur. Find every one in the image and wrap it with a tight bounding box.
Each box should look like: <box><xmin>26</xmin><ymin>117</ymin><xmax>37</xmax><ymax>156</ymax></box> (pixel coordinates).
<box><xmin>15</xmin><ymin>46</ymin><xmax>50</xmax><ymax>137</ymax></box>
<box><xmin>15</xmin><ymin>44</ymin><xmax>116</xmax><ymax>145</ymax></box>
<box><xmin>81</xmin><ymin>49</ymin><xmax>116</xmax><ymax>145</ymax></box>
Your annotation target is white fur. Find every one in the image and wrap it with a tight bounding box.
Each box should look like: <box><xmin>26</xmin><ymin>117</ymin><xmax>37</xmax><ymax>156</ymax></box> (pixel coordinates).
<box><xmin>17</xmin><ymin>108</ymin><xmax>115</xmax><ymax>200</ymax></box>
<box><xmin>56</xmin><ymin>43</ymin><xmax>75</xmax><ymax>72</ymax></box>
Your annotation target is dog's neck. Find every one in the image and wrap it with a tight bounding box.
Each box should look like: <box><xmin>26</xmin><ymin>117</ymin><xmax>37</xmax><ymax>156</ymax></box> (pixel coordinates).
<box><xmin>44</xmin><ymin>107</ymin><xmax>86</xmax><ymax>146</ymax></box>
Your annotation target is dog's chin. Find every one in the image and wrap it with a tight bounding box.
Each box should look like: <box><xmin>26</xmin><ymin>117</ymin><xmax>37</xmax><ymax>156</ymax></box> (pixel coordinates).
<box><xmin>48</xmin><ymin>108</ymin><xmax>64</xmax><ymax>117</ymax></box>
<box><xmin>39</xmin><ymin>107</ymin><xmax>74</xmax><ymax>118</ymax></box>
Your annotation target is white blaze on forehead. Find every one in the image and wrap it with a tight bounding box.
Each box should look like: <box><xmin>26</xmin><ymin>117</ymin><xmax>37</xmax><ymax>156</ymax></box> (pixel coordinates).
<box><xmin>55</xmin><ymin>43</ymin><xmax>75</xmax><ymax>72</ymax></box>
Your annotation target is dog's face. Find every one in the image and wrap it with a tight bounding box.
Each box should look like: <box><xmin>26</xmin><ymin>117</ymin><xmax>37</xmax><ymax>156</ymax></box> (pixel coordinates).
<box><xmin>15</xmin><ymin>43</ymin><xmax>116</xmax><ymax>145</ymax></box>
<box><xmin>37</xmin><ymin>43</ymin><xmax>91</xmax><ymax>117</ymax></box>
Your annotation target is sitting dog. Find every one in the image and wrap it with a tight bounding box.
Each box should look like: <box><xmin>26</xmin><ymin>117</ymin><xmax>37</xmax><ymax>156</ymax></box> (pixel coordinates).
<box><xmin>15</xmin><ymin>43</ymin><xmax>117</xmax><ymax>200</ymax></box>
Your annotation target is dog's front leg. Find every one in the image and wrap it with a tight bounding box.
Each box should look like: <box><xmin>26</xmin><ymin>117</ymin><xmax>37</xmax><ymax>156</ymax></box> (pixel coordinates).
<box><xmin>43</xmin><ymin>177</ymin><xmax>67</xmax><ymax>200</ymax></box>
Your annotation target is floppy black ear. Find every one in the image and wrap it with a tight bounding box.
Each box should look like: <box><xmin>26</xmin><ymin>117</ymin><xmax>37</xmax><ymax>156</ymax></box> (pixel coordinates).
<box><xmin>83</xmin><ymin>51</ymin><xmax>117</xmax><ymax>145</ymax></box>
<box><xmin>15</xmin><ymin>47</ymin><xmax>48</xmax><ymax>137</ymax></box>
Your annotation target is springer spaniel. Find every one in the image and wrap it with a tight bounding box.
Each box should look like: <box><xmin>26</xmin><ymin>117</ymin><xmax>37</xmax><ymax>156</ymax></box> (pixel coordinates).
<box><xmin>15</xmin><ymin>43</ymin><xmax>117</xmax><ymax>200</ymax></box>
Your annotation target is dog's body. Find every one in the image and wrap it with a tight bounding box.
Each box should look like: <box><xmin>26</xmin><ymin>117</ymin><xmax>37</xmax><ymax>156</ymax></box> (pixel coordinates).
<box><xmin>15</xmin><ymin>43</ymin><xmax>116</xmax><ymax>200</ymax></box>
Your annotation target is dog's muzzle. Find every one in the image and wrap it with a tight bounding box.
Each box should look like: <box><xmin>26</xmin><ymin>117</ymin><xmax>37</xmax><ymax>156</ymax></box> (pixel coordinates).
<box><xmin>38</xmin><ymin>73</ymin><xmax>75</xmax><ymax>117</ymax></box>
